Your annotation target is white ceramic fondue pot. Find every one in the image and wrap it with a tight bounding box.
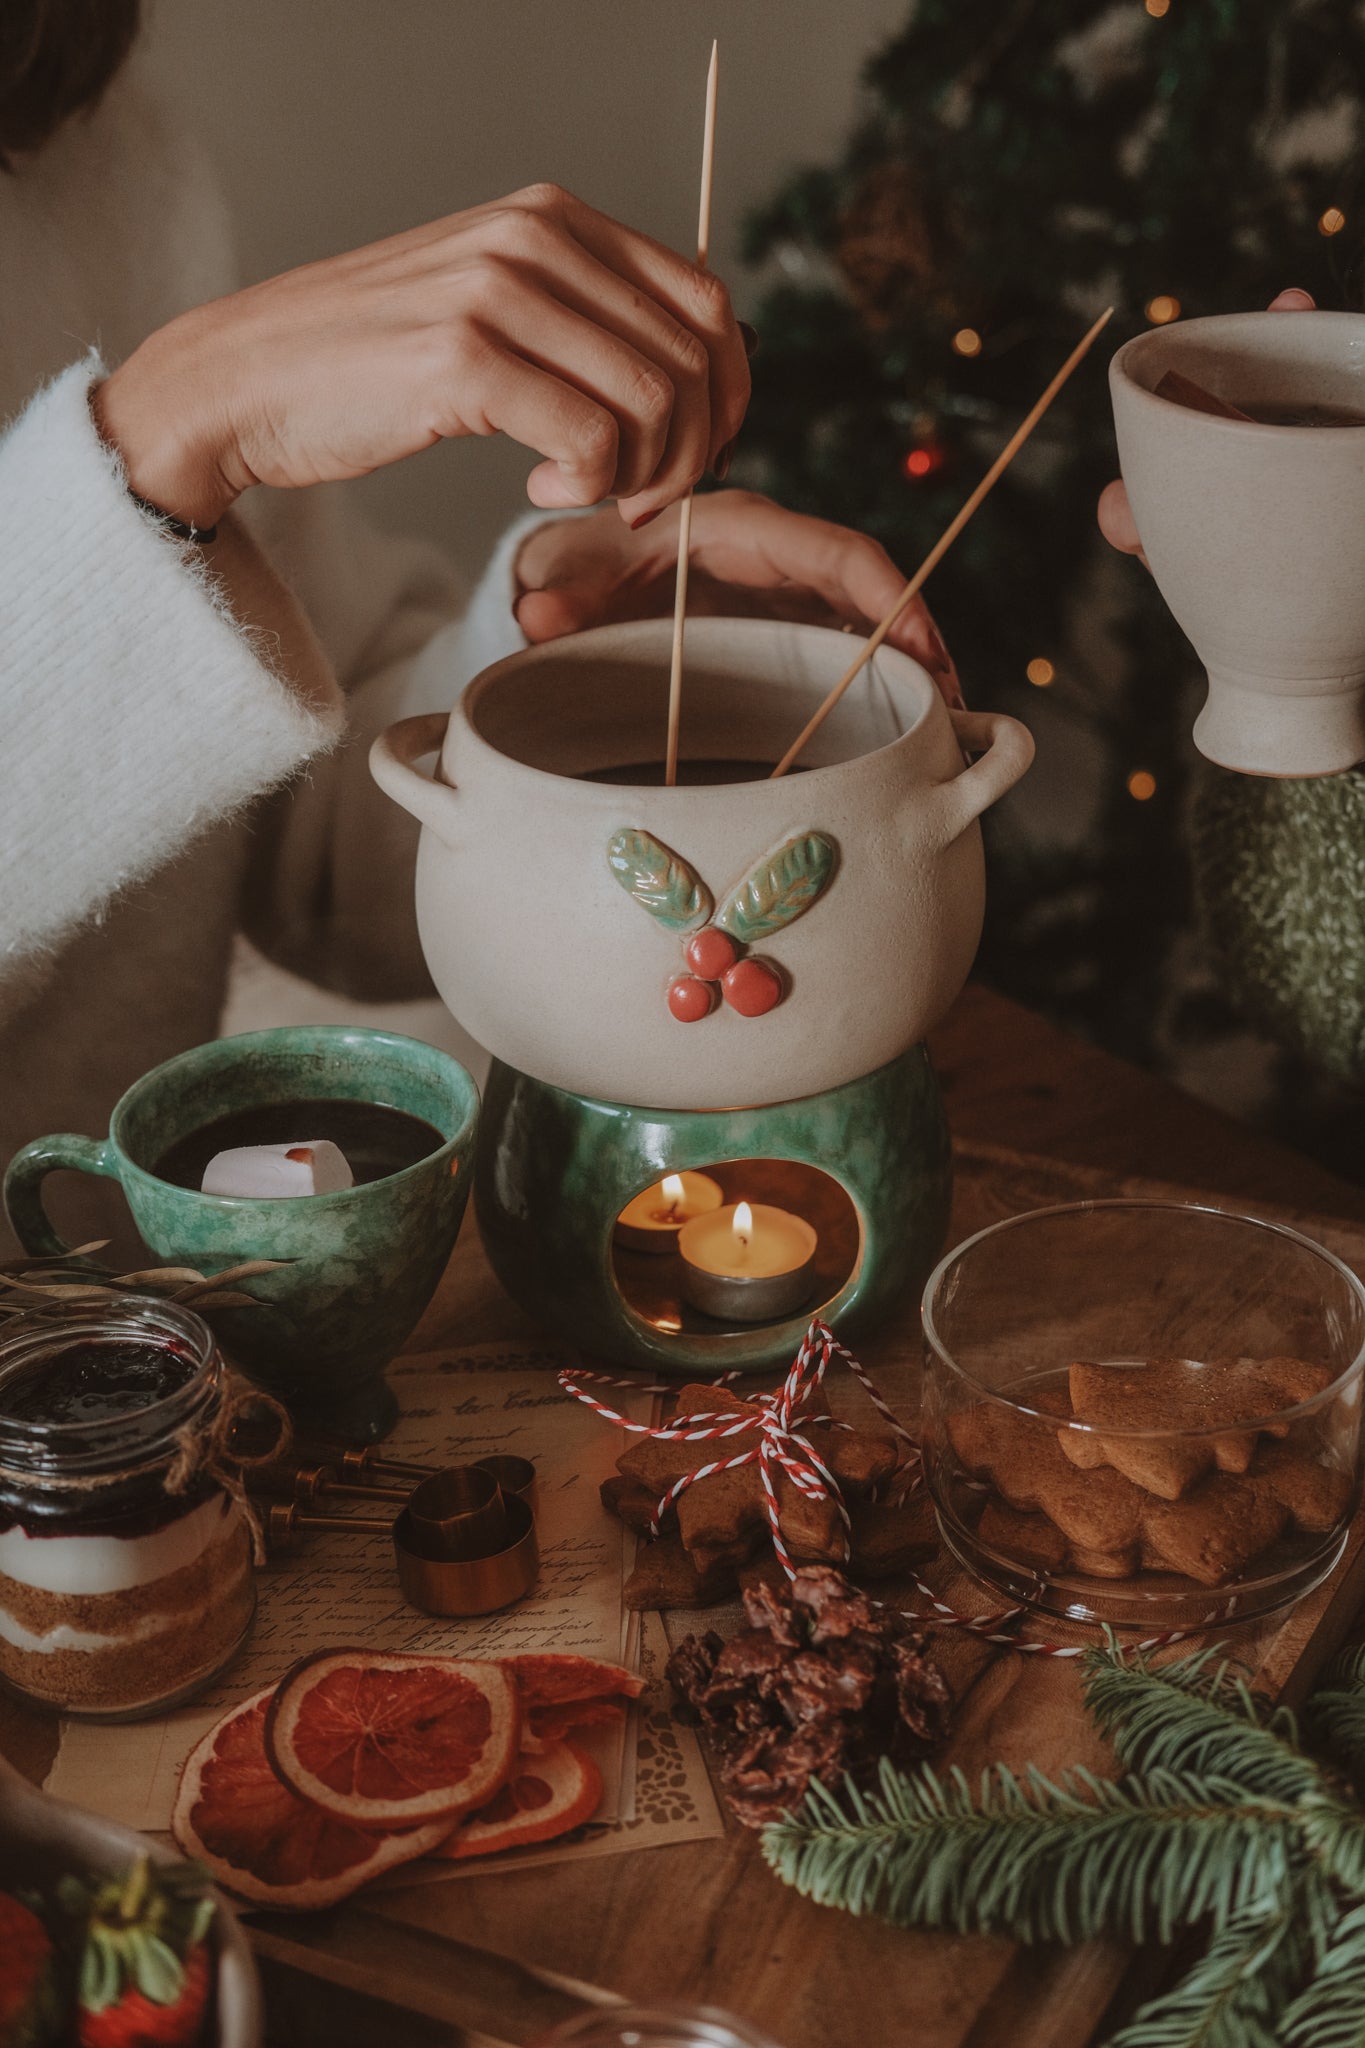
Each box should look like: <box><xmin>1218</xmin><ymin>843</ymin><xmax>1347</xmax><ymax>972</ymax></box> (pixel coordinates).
<box><xmin>1111</xmin><ymin>311</ymin><xmax>1365</xmax><ymax>777</ymax></box>
<box><xmin>370</xmin><ymin>617</ymin><xmax>1032</xmax><ymax>1111</ymax></box>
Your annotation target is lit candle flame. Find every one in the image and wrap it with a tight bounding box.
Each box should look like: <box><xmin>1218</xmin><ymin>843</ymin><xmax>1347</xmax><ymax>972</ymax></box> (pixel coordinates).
<box><xmin>734</xmin><ymin>1201</ymin><xmax>753</xmax><ymax>1248</ymax></box>
<box><xmin>662</xmin><ymin>1174</ymin><xmax>685</xmax><ymax>1205</ymax></box>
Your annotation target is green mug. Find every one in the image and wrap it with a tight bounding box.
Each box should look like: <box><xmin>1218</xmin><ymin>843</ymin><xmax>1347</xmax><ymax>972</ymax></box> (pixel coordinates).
<box><xmin>3</xmin><ymin>1026</ymin><xmax>480</xmax><ymax>1444</ymax></box>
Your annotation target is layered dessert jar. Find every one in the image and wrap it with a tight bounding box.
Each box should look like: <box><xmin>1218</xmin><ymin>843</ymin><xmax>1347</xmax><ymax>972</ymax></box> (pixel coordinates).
<box><xmin>0</xmin><ymin>1299</ymin><xmax>255</xmax><ymax>1719</ymax></box>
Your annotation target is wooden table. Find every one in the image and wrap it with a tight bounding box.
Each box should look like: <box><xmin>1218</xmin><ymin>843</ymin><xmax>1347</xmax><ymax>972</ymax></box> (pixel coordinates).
<box><xmin>8</xmin><ymin>982</ymin><xmax>1365</xmax><ymax>2047</ymax></box>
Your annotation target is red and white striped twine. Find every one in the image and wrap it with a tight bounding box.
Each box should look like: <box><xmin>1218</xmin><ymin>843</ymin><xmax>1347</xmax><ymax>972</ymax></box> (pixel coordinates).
<box><xmin>560</xmin><ymin>1319</ymin><xmax>1190</xmax><ymax>1660</ymax></box>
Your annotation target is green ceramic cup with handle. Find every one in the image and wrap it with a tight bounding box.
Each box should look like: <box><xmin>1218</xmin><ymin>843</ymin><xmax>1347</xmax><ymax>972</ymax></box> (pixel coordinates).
<box><xmin>3</xmin><ymin>1026</ymin><xmax>480</xmax><ymax>1443</ymax></box>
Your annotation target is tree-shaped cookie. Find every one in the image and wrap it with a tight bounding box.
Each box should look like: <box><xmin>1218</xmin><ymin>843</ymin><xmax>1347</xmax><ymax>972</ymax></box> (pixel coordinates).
<box><xmin>607</xmin><ymin>828</ymin><xmax>837</xmax><ymax>1020</ymax></box>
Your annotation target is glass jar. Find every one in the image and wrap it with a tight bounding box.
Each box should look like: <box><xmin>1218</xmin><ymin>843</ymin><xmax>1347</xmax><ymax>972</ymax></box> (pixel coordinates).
<box><xmin>922</xmin><ymin>1200</ymin><xmax>1365</xmax><ymax>1630</ymax></box>
<box><xmin>536</xmin><ymin>2008</ymin><xmax>784</xmax><ymax>2048</ymax></box>
<box><xmin>0</xmin><ymin>1297</ymin><xmax>256</xmax><ymax>1719</ymax></box>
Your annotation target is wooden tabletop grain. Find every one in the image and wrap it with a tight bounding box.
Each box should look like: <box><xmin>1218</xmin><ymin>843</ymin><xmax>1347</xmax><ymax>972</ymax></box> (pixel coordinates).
<box><xmin>8</xmin><ymin>981</ymin><xmax>1365</xmax><ymax>2048</ymax></box>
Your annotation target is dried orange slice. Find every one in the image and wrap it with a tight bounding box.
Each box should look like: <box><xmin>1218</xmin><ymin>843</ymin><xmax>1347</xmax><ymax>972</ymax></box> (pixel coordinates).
<box><xmin>524</xmin><ymin>1696</ymin><xmax>629</xmax><ymax>1749</ymax></box>
<box><xmin>505</xmin><ymin>1654</ymin><xmax>644</xmax><ymax>1706</ymax></box>
<box><xmin>265</xmin><ymin>1650</ymin><xmax>521</xmax><ymax>1830</ymax></box>
<box><xmin>432</xmin><ymin>1741</ymin><xmax>603</xmax><ymax>1860</ymax></box>
<box><xmin>172</xmin><ymin>1688</ymin><xmax>450</xmax><ymax>1910</ymax></box>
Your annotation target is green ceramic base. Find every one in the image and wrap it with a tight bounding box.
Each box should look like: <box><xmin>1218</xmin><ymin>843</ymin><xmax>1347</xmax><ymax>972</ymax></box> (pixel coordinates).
<box><xmin>475</xmin><ymin>1046</ymin><xmax>952</xmax><ymax>1375</ymax></box>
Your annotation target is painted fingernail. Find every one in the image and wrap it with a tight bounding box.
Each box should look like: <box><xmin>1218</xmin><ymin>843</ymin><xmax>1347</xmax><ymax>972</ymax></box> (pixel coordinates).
<box><xmin>739</xmin><ymin>322</ymin><xmax>760</xmax><ymax>358</ymax></box>
<box><xmin>629</xmin><ymin>507</ymin><xmax>663</xmax><ymax>530</ymax></box>
<box><xmin>713</xmin><ymin>438</ymin><xmax>736</xmax><ymax>482</ymax></box>
<box><xmin>926</xmin><ymin>625</ymin><xmax>950</xmax><ymax>673</ymax></box>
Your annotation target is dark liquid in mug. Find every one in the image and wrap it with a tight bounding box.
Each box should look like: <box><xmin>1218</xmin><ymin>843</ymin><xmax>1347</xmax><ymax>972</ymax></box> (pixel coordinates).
<box><xmin>152</xmin><ymin>1099</ymin><xmax>444</xmax><ymax>1190</ymax></box>
<box><xmin>1243</xmin><ymin>400</ymin><xmax>1365</xmax><ymax>427</ymax></box>
<box><xmin>579</xmin><ymin>758</ymin><xmax>808</xmax><ymax>786</ymax></box>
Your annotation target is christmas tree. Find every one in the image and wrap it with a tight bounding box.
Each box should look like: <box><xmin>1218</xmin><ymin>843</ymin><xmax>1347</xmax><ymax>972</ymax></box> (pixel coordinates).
<box><xmin>737</xmin><ymin>0</ymin><xmax>1365</xmax><ymax>1073</ymax></box>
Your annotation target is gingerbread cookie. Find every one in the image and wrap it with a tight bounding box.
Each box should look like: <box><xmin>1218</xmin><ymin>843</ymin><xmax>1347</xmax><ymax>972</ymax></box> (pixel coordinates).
<box><xmin>947</xmin><ymin>1393</ymin><xmax>1143</xmax><ymax>1568</ymax></box>
<box><xmin>1063</xmin><ymin>1356</ymin><xmax>1334</xmax><ymax>1499</ymax></box>
<box><xmin>955</xmin><ymin>1390</ymin><xmax>1351</xmax><ymax>1589</ymax></box>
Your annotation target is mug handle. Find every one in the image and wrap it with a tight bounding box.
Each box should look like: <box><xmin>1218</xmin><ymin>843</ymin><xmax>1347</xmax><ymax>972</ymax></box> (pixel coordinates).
<box><xmin>369</xmin><ymin>713</ymin><xmax>460</xmax><ymax>840</ymax></box>
<box><xmin>931</xmin><ymin>708</ymin><xmax>1035</xmax><ymax>845</ymax></box>
<box><xmin>4</xmin><ymin>1134</ymin><xmax>120</xmax><ymax>1258</ymax></box>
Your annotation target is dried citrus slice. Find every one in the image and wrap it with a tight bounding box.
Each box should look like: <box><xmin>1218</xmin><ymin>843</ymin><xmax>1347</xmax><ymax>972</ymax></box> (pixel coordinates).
<box><xmin>172</xmin><ymin>1688</ymin><xmax>450</xmax><ymax>1910</ymax></box>
<box><xmin>524</xmin><ymin>1696</ymin><xmax>628</xmax><ymax>1750</ymax></box>
<box><xmin>265</xmin><ymin>1650</ymin><xmax>520</xmax><ymax>1828</ymax></box>
<box><xmin>504</xmin><ymin>1653</ymin><xmax>645</xmax><ymax>1706</ymax></box>
<box><xmin>432</xmin><ymin>1741</ymin><xmax>603</xmax><ymax>1860</ymax></box>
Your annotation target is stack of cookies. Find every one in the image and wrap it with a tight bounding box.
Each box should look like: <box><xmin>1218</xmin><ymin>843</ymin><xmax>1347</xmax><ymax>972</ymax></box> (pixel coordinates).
<box><xmin>948</xmin><ymin>1355</ymin><xmax>1352</xmax><ymax>1588</ymax></box>
<box><xmin>601</xmin><ymin>1382</ymin><xmax>936</xmax><ymax>1608</ymax></box>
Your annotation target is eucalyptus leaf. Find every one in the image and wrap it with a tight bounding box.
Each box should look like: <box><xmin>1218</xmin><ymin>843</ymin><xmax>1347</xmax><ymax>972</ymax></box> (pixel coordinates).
<box><xmin>715</xmin><ymin>832</ymin><xmax>837</xmax><ymax>944</ymax></box>
<box><xmin>606</xmin><ymin>828</ymin><xmax>712</xmax><ymax>934</ymax></box>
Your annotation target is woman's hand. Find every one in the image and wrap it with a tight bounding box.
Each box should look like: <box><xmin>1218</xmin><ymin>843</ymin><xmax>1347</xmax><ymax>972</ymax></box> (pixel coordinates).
<box><xmin>1097</xmin><ymin>288</ymin><xmax>1317</xmax><ymax>562</ymax></box>
<box><xmin>514</xmin><ymin>491</ymin><xmax>963</xmax><ymax>705</ymax></box>
<box><xmin>93</xmin><ymin>184</ymin><xmax>750</xmax><ymax>533</ymax></box>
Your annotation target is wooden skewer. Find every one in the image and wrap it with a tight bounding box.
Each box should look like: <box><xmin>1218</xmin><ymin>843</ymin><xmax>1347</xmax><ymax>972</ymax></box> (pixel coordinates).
<box><xmin>664</xmin><ymin>39</ymin><xmax>720</xmax><ymax>788</ymax></box>
<box><xmin>769</xmin><ymin>305</ymin><xmax>1116</xmax><ymax>780</ymax></box>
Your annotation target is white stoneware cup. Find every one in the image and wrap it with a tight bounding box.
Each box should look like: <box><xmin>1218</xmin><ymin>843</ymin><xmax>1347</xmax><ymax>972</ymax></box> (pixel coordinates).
<box><xmin>370</xmin><ymin>617</ymin><xmax>1033</xmax><ymax>1111</ymax></box>
<box><xmin>1110</xmin><ymin>310</ymin><xmax>1365</xmax><ymax>777</ymax></box>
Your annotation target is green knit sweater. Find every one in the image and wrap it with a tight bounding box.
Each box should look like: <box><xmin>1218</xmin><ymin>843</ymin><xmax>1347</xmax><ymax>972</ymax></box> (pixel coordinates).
<box><xmin>1195</xmin><ymin>767</ymin><xmax>1365</xmax><ymax>1086</ymax></box>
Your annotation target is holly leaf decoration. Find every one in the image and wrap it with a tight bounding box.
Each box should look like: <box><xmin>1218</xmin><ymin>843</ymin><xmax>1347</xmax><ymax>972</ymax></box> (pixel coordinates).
<box><xmin>606</xmin><ymin>828</ymin><xmax>713</xmax><ymax>934</ymax></box>
<box><xmin>715</xmin><ymin>833</ymin><xmax>837</xmax><ymax>945</ymax></box>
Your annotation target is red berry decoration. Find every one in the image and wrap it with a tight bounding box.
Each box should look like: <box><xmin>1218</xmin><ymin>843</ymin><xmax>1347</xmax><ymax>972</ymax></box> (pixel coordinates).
<box><xmin>685</xmin><ymin>927</ymin><xmax>740</xmax><ymax>980</ymax></box>
<box><xmin>668</xmin><ymin>975</ymin><xmax>717</xmax><ymax>1023</ymax></box>
<box><xmin>721</xmin><ymin>959</ymin><xmax>783</xmax><ymax>1017</ymax></box>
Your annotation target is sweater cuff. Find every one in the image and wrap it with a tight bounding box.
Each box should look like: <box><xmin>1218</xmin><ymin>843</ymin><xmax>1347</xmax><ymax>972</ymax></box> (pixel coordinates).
<box><xmin>1</xmin><ymin>359</ymin><xmax>342</xmax><ymax>961</ymax></box>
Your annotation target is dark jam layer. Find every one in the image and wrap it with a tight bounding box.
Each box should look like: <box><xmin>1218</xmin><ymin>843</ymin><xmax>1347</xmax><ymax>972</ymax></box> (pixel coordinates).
<box><xmin>0</xmin><ymin>1338</ymin><xmax>212</xmax><ymax>1542</ymax></box>
<box><xmin>1</xmin><ymin>1338</ymin><xmax>197</xmax><ymax>1426</ymax></box>
<box><xmin>152</xmin><ymin>1097</ymin><xmax>444</xmax><ymax>1189</ymax></box>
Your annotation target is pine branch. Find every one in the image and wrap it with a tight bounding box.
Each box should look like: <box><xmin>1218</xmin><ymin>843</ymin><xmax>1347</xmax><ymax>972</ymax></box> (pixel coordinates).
<box><xmin>760</xmin><ymin>1757</ymin><xmax>1298</xmax><ymax>1945</ymax></box>
<box><xmin>1320</xmin><ymin>1648</ymin><xmax>1365</xmax><ymax>1696</ymax></box>
<box><xmin>1082</xmin><ymin>1642</ymin><xmax>1316</xmax><ymax>1805</ymax></box>
<box><xmin>1106</xmin><ymin>1909</ymin><xmax>1305</xmax><ymax>2048</ymax></box>
<box><xmin>1307</xmin><ymin>1689</ymin><xmax>1365</xmax><ymax>1797</ymax></box>
<box><xmin>1280</xmin><ymin>1899</ymin><xmax>1365</xmax><ymax>2048</ymax></box>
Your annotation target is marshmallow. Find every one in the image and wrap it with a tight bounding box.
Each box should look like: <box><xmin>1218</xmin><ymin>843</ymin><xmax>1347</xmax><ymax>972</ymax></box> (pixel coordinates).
<box><xmin>201</xmin><ymin>1141</ymin><xmax>354</xmax><ymax>1200</ymax></box>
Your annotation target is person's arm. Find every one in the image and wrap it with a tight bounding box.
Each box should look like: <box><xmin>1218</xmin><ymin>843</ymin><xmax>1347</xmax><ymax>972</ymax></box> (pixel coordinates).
<box><xmin>0</xmin><ymin>359</ymin><xmax>343</xmax><ymax>993</ymax></box>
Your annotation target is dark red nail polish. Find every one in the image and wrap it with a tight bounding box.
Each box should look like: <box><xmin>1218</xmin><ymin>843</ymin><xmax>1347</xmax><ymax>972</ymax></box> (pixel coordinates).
<box><xmin>926</xmin><ymin>625</ymin><xmax>950</xmax><ymax>671</ymax></box>
<box><xmin>739</xmin><ymin>321</ymin><xmax>760</xmax><ymax>358</ymax></box>
<box><xmin>713</xmin><ymin>438</ymin><xmax>736</xmax><ymax>482</ymax></box>
<box><xmin>629</xmin><ymin>507</ymin><xmax>663</xmax><ymax>530</ymax></box>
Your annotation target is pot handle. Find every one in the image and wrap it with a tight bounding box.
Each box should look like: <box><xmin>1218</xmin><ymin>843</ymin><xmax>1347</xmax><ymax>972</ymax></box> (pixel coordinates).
<box><xmin>931</xmin><ymin>708</ymin><xmax>1035</xmax><ymax>844</ymax></box>
<box><xmin>369</xmin><ymin>713</ymin><xmax>459</xmax><ymax>840</ymax></box>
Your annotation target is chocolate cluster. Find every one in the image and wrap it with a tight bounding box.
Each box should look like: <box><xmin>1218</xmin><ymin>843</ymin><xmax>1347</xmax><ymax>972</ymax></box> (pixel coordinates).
<box><xmin>666</xmin><ymin>1566</ymin><xmax>951</xmax><ymax>1828</ymax></box>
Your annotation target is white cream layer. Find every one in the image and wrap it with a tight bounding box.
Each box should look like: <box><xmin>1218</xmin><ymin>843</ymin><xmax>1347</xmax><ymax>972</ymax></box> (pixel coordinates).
<box><xmin>0</xmin><ymin>1596</ymin><xmax>219</xmax><ymax>1656</ymax></box>
<box><xmin>0</xmin><ymin>1494</ymin><xmax>233</xmax><ymax>1595</ymax></box>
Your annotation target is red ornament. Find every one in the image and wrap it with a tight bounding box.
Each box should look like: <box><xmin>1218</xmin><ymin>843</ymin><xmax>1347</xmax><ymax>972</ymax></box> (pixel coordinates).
<box><xmin>685</xmin><ymin>927</ymin><xmax>740</xmax><ymax>980</ymax></box>
<box><xmin>721</xmin><ymin>959</ymin><xmax>783</xmax><ymax>1017</ymax></box>
<box><xmin>903</xmin><ymin>437</ymin><xmax>948</xmax><ymax>481</ymax></box>
<box><xmin>668</xmin><ymin>975</ymin><xmax>717</xmax><ymax>1023</ymax></box>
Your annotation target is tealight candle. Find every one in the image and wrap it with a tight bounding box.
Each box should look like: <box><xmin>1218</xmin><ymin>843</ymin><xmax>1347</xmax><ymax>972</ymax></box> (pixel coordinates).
<box><xmin>678</xmin><ymin>1200</ymin><xmax>818</xmax><ymax>1324</ymax></box>
<box><xmin>615</xmin><ymin>1171</ymin><xmax>724</xmax><ymax>1255</ymax></box>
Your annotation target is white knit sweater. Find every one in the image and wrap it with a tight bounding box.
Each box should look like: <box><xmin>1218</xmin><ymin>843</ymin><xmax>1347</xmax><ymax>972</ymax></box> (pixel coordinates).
<box><xmin>0</xmin><ymin>59</ymin><xmax>532</xmax><ymax>1252</ymax></box>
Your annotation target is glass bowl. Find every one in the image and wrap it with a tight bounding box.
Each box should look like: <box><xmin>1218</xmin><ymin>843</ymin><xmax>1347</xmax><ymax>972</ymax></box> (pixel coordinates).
<box><xmin>921</xmin><ymin>1201</ymin><xmax>1365</xmax><ymax>1630</ymax></box>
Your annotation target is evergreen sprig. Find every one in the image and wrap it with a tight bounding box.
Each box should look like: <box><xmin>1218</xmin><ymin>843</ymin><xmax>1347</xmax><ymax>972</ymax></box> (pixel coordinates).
<box><xmin>760</xmin><ymin>1634</ymin><xmax>1365</xmax><ymax>2047</ymax></box>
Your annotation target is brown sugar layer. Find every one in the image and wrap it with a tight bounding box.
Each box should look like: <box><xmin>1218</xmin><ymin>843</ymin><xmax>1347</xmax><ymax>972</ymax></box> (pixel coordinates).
<box><xmin>0</xmin><ymin>1518</ymin><xmax>253</xmax><ymax>1713</ymax></box>
<box><xmin>0</xmin><ymin>1507</ymin><xmax>249</xmax><ymax>1636</ymax></box>
<box><xmin>0</xmin><ymin>1575</ymin><xmax>255</xmax><ymax>1715</ymax></box>
<box><xmin>1064</xmin><ymin>1356</ymin><xmax>1336</xmax><ymax>1499</ymax></box>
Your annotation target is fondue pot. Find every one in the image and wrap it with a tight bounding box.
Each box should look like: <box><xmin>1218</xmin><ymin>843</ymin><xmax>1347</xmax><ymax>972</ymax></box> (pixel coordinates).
<box><xmin>371</xmin><ymin>618</ymin><xmax>1032</xmax><ymax>1373</ymax></box>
